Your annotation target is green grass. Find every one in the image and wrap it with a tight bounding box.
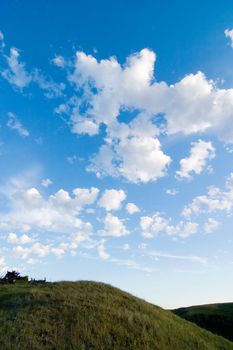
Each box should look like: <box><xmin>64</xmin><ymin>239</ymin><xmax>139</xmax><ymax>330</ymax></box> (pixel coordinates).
<box><xmin>172</xmin><ymin>302</ymin><xmax>233</xmax><ymax>342</ymax></box>
<box><xmin>0</xmin><ymin>281</ymin><xmax>232</xmax><ymax>350</ymax></box>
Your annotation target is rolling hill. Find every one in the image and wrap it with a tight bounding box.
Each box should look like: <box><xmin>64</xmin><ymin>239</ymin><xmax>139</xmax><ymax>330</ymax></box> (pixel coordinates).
<box><xmin>0</xmin><ymin>281</ymin><xmax>232</xmax><ymax>350</ymax></box>
<box><xmin>173</xmin><ymin>302</ymin><xmax>233</xmax><ymax>342</ymax></box>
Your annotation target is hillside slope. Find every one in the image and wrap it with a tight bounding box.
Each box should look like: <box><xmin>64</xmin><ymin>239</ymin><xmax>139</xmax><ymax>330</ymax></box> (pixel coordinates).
<box><xmin>0</xmin><ymin>281</ymin><xmax>232</xmax><ymax>350</ymax></box>
<box><xmin>173</xmin><ymin>302</ymin><xmax>233</xmax><ymax>342</ymax></box>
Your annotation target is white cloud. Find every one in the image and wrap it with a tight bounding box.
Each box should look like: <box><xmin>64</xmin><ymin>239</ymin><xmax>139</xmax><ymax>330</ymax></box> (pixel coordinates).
<box><xmin>66</xmin><ymin>155</ymin><xmax>77</xmax><ymax>164</ymax></box>
<box><xmin>54</xmin><ymin>48</ymin><xmax>233</xmax><ymax>182</ymax></box>
<box><xmin>140</xmin><ymin>212</ymin><xmax>198</xmax><ymax>238</ymax></box>
<box><xmin>98</xmin><ymin>213</ymin><xmax>129</xmax><ymax>237</ymax></box>
<box><xmin>13</xmin><ymin>242</ymin><xmax>50</xmax><ymax>259</ymax></box>
<box><xmin>204</xmin><ymin>218</ymin><xmax>220</xmax><ymax>233</ymax></box>
<box><xmin>126</xmin><ymin>202</ymin><xmax>140</xmax><ymax>214</ymax></box>
<box><xmin>0</xmin><ymin>186</ymin><xmax>96</xmax><ymax>235</ymax></box>
<box><xmin>2</xmin><ymin>47</ymin><xmax>32</xmax><ymax>88</ymax></box>
<box><xmin>166</xmin><ymin>188</ymin><xmax>178</xmax><ymax>196</ymax></box>
<box><xmin>88</xmin><ymin>136</ymin><xmax>171</xmax><ymax>183</ymax></box>
<box><xmin>51</xmin><ymin>55</ymin><xmax>65</xmax><ymax>68</ymax></box>
<box><xmin>7</xmin><ymin>232</ymin><xmax>33</xmax><ymax>245</ymax></box>
<box><xmin>225</xmin><ymin>29</ymin><xmax>233</xmax><ymax>48</ymax></box>
<box><xmin>1</xmin><ymin>40</ymin><xmax>65</xmax><ymax>97</ymax></box>
<box><xmin>7</xmin><ymin>112</ymin><xmax>29</xmax><ymax>137</ymax></box>
<box><xmin>182</xmin><ymin>173</ymin><xmax>233</xmax><ymax>218</ymax></box>
<box><xmin>73</xmin><ymin>187</ymin><xmax>99</xmax><ymax>206</ymax></box>
<box><xmin>41</xmin><ymin>178</ymin><xmax>53</xmax><ymax>187</ymax></box>
<box><xmin>141</xmin><ymin>248</ymin><xmax>207</xmax><ymax>265</ymax></box>
<box><xmin>97</xmin><ymin>241</ymin><xmax>110</xmax><ymax>260</ymax></box>
<box><xmin>59</xmin><ymin>49</ymin><xmax>233</xmax><ymax>145</ymax></box>
<box><xmin>98</xmin><ymin>189</ymin><xmax>126</xmax><ymax>211</ymax></box>
<box><xmin>110</xmin><ymin>258</ymin><xmax>152</xmax><ymax>273</ymax></box>
<box><xmin>32</xmin><ymin>69</ymin><xmax>65</xmax><ymax>98</ymax></box>
<box><xmin>176</xmin><ymin>140</ymin><xmax>215</xmax><ymax>179</ymax></box>
<box><xmin>51</xmin><ymin>246</ymin><xmax>65</xmax><ymax>258</ymax></box>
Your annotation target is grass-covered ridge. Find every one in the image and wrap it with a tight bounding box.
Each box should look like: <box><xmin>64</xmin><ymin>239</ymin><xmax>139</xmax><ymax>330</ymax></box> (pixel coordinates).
<box><xmin>172</xmin><ymin>302</ymin><xmax>233</xmax><ymax>342</ymax></box>
<box><xmin>0</xmin><ymin>281</ymin><xmax>232</xmax><ymax>350</ymax></box>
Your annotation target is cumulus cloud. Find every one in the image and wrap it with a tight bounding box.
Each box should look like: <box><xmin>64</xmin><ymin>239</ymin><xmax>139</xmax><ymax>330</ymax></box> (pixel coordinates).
<box><xmin>57</xmin><ymin>49</ymin><xmax>233</xmax><ymax>145</ymax></box>
<box><xmin>88</xmin><ymin>136</ymin><xmax>171</xmax><ymax>183</ymax></box>
<box><xmin>73</xmin><ymin>187</ymin><xmax>99</xmax><ymax>206</ymax></box>
<box><xmin>225</xmin><ymin>29</ymin><xmax>233</xmax><ymax>48</ymax></box>
<box><xmin>7</xmin><ymin>112</ymin><xmax>30</xmax><ymax>137</ymax></box>
<box><xmin>52</xmin><ymin>48</ymin><xmax>233</xmax><ymax>183</ymax></box>
<box><xmin>176</xmin><ymin>139</ymin><xmax>215</xmax><ymax>179</ymax></box>
<box><xmin>140</xmin><ymin>212</ymin><xmax>198</xmax><ymax>238</ymax></box>
<box><xmin>98</xmin><ymin>213</ymin><xmax>129</xmax><ymax>237</ymax></box>
<box><xmin>98</xmin><ymin>189</ymin><xmax>126</xmax><ymax>211</ymax></box>
<box><xmin>125</xmin><ymin>202</ymin><xmax>140</xmax><ymax>214</ymax></box>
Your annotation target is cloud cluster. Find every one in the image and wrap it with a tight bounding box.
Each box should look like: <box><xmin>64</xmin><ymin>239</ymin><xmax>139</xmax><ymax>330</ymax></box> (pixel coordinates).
<box><xmin>0</xmin><ymin>183</ymin><xmax>131</xmax><ymax>266</ymax></box>
<box><xmin>59</xmin><ymin>49</ymin><xmax>233</xmax><ymax>143</ymax></box>
<box><xmin>52</xmin><ymin>47</ymin><xmax>233</xmax><ymax>183</ymax></box>
<box><xmin>140</xmin><ymin>172</ymin><xmax>233</xmax><ymax>239</ymax></box>
<box><xmin>3</xmin><ymin>36</ymin><xmax>233</xmax><ymax>184</ymax></box>
<box><xmin>0</xmin><ymin>186</ymin><xmax>99</xmax><ymax>234</ymax></box>
<box><xmin>140</xmin><ymin>212</ymin><xmax>198</xmax><ymax>238</ymax></box>
<box><xmin>182</xmin><ymin>173</ymin><xmax>233</xmax><ymax>217</ymax></box>
<box><xmin>7</xmin><ymin>232</ymin><xmax>33</xmax><ymax>245</ymax></box>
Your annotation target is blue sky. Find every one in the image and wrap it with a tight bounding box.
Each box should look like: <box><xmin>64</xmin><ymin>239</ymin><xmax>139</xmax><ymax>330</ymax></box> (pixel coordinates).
<box><xmin>0</xmin><ymin>0</ymin><xmax>233</xmax><ymax>308</ymax></box>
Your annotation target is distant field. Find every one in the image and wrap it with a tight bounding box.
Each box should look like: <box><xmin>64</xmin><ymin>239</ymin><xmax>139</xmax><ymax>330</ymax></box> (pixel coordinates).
<box><xmin>172</xmin><ymin>302</ymin><xmax>233</xmax><ymax>342</ymax></box>
<box><xmin>0</xmin><ymin>281</ymin><xmax>232</xmax><ymax>350</ymax></box>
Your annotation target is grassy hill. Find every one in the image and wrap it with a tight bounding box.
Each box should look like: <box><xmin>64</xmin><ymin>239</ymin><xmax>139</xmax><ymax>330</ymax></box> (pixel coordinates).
<box><xmin>0</xmin><ymin>281</ymin><xmax>232</xmax><ymax>350</ymax></box>
<box><xmin>172</xmin><ymin>302</ymin><xmax>233</xmax><ymax>342</ymax></box>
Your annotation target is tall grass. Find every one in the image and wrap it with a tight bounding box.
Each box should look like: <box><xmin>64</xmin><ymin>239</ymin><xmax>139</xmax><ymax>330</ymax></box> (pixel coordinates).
<box><xmin>0</xmin><ymin>281</ymin><xmax>232</xmax><ymax>350</ymax></box>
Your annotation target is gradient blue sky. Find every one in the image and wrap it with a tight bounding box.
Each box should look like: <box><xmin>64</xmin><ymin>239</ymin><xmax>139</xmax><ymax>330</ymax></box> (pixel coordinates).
<box><xmin>0</xmin><ymin>0</ymin><xmax>233</xmax><ymax>308</ymax></box>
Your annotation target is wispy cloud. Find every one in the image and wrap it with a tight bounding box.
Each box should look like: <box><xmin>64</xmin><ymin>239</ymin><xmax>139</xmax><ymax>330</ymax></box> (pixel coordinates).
<box><xmin>7</xmin><ymin>112</ymin><xmax>30</xmax><ymax>137</ymax></box>
<box><xmin>143</xmin><ymin>249</ymin><xmax>207</xmax><ymax>265</ymax></box>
